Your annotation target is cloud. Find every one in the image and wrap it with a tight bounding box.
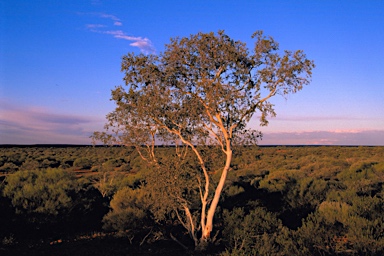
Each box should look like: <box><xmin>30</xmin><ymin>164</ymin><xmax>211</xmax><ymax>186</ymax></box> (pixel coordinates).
<box><xmin>82</xmin><ymin>13</ymin><xmax>155</xmax><ymax>54</ymax></box>
<box><xmin>0</xmin><ymin>102</ymin><xmax>103</xmax><ymax>144</ymax></box>
<box><xmin>99</xmin><ymin>13</ymin><xmax>121</xmax><ymax>25</ymax></box>
<box><xmin>112</xmin><ymin>31</ymin><xmax>155</xmax><ymax>54</ymax></box>
<box><xmin>331</xmin><ymin>129</ymin><xmax>361</xmax><ymax>134</ymax></box>
<box><xmin>101</xmin><ymin>30</ymin><xmax>155</xmax><ymax>54</ymax></box>
<box><xmin>259</xmin><ymin>130</ymin><xmax>384</xmax><ymax>146</ymax></box>
<box><xmin>2</xmin><ymin>101</ymin><xmax>383</xmax><ymax>146</ymax></box>
<box><xmin>272</xmin><ymin>115</ymin><xmax>370</xmax><ymax>122</ymax></box>
<box><xmin>86</xmin><ymin>24</ymin><xmax>106</xmax><ymax>29</ymax></box>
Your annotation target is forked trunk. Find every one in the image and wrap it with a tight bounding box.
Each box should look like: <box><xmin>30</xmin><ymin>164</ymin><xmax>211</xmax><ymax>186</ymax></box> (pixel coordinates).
<box><xmin>198</xmin><ymin>147</ymin><xmax>233</xmax><ymax>249</ymax></box>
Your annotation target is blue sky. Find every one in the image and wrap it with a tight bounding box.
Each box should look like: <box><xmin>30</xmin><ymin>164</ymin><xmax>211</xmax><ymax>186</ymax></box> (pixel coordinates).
<box><xmin>1</xmin><ymin>0</ymin><xmax>384</xmax><ymax>145</ymax></box>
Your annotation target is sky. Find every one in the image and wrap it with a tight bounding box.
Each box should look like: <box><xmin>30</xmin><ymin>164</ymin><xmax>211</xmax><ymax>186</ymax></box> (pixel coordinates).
<box><xmin>1</xmin><ymin>0</ymin><xmax>384</xmax><ymax>145</ymax></box>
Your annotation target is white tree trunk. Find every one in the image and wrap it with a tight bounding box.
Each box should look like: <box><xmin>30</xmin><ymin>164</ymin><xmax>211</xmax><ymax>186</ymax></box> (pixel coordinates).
<box><xmin>201</xmin><ymin>146</ymin><xmax>232</xmax><ymax>241</ymax></box>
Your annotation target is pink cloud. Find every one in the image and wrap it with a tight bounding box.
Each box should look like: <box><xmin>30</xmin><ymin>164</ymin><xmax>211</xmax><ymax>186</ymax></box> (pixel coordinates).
<box><xmin>82</xmin><ymin>12</ymin><xmax>155</xmax><ymax>54</ymax></box>
<box><xmin>259</xmin><ymin>130</ymin><xmax>384</xmax><ymax>146</ymax></box>
<box><xmin>98</xmin><ymin>30</ymin><xmax>155</xmax><ymax>54</ymax></box>
<box><xmin>0</xmin><ymin>102</ymin><xmax>103</xmax><ymax>144</ymax></box>
<box><xmin>2</xmin><ymin>102</ymin><xmax>383</xmax><ymax>146</ymax></box>
<box><xmin>331</xmin><ymin>129</ymin><xmax>361</xmax><ymax>134</ymax></box>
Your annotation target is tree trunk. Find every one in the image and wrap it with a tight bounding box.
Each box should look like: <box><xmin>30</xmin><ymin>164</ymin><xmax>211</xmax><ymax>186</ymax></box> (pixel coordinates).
<box><xmin>195</xmin><ymin>238</ymin><xmax>210</xmax><ymax>251</ymax></box>
<box><xmin>201</xmin><ymin>147</ymin><xmax>233</xmax><ymax>242</ymax></box>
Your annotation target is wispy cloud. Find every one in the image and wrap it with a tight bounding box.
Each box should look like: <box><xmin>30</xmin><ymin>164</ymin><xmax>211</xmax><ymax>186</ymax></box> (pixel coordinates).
<box><xmin>98</xmin><ymin>13</ymin><xmax>122</xmax><ymax>25</ymax></box>
<box><xmin>0</xmin><ymin>102</ymin><xmax>103</xmax><ymax>144</ymax></box>
<box><xmin>86</xmin><ymin>24</ymin><xmax>106</xmax><ymax>29</ymax></box>
<box><xmin>2</xmin><ymin>101</ymin><xmax>383</xmax><ymax>145</ymax></box>
<box><xmin>82</xmin><ymin>12</ymin><xmax>155</xmax><ymax>54</ymax></box>
<box><xmin>272</xmin><ymin>115</ymin><xmax>371</xmax><ymax>122</ymax></box>
<box><xmin>101</xmin><ymin>30</ymin><xmax>155</xmax><ymax>54</ymax></box>
<box><xmin>259</xmin><ymin>130</ymin><xmax>384</xmax><ymax>146</ymax></box>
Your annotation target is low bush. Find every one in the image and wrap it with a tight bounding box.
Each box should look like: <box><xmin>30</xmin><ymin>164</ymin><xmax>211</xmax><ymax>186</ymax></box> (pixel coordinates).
<box><xmin>102</xmin><ymin>187</ymin><xmax>152</xmax><ymax>232</ymax></box>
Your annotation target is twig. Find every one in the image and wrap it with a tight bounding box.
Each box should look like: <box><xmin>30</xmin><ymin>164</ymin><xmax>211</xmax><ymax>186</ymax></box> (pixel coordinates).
<box><xmin>170</xmin><ymin>233</ymin><xmax>189</xmax><ymax>250</ymax></box>
<box><xmin>139</xmin><ymin>228</ymin><xmax>153</xmax><ymax>246</ymax></box>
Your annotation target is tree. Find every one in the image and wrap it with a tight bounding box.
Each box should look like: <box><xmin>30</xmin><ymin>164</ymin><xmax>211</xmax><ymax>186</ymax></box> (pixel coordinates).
<box><xmin>93</xmin><ymin>30</ymin><xmax>314</xmax><ymax>249</ymax></box>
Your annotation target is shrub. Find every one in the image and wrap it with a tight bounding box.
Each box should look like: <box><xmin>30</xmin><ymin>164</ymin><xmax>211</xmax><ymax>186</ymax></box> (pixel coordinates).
<box><xmin>3</xmin><ymin>169</ymin><xmax>81</xmax><ymax>216</ymax></box>
<box><xmin>222</xmin><ymin>207</ymin><xmax>292</xmax><ymax>255</ymax></box>
<box><xmin>102</xmin><ymin>187</ymin><xmax>151</xmax><ymax>232</ymax></box>
<box><xmin>258</xmin><ymin>169</ymin><xmax>299</xmax><ymax>193</ymax></box>
<box><xmin>102</xmin><ymin>158</ymin><xmax>125</xmax><ymax>171</ymax></box>
<box><xmin>293</xmin><ymin>193</ymin><xmax>384</xmax><ymax>255</ymax></box>
<box><xmin>224</xmin><ymin>185</ymin><xmax>245</xmax><ymax>198</ymax></box>
<box><xmin>73</xmin><ymin>157</ymin><xmax>92</xmax><ymax>169</ymax></box>
<box><xmin>19</xmin><ymin>159</ymin><xmax>40</xmax><ymax>171</ymax></box>
<box><xmin>0</xmin><ymin>163</ymin><xmax>19</xmax><ymax>173</ymax></box>
<box><xmin>285</xmin><ymin>177</ymin><xmax>330</xmax><ymax>208</ymax></box>
<box><xmin>292</xmin><ymin>213</ymin><xmax>340</xmax><ymax>255</ymax></box>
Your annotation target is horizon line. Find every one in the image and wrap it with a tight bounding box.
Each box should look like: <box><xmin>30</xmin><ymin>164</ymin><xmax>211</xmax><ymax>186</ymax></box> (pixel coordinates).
<box><xmin>1</xmin><ymin>144</ymin><xmax>382</xmax><ymax>148</ymax></box>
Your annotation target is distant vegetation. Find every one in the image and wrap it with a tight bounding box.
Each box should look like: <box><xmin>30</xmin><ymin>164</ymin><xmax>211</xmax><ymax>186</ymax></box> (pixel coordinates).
<box><xmin>1</xmin><ymin>145</ymin><xmax>383</xmax><ymax>255</ymax></box>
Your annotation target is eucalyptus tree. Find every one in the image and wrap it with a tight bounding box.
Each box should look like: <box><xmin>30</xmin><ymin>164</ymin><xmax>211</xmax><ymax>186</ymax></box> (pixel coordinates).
<box><xmin>93</xmin><ymin>30</ymin><xmax>314</xmax><ymax>249</ymax></box>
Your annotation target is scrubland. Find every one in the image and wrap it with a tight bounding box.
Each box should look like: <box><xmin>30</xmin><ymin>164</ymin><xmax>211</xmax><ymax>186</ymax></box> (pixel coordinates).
<box><xmin>1</xmin><ymin>145</ymin><xmax>383</xmax><ymax>255</ymax></box>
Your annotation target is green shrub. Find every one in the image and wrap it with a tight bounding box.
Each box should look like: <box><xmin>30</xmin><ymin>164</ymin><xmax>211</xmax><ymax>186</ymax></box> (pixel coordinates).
<box><xmin>286</xmin><ymin>177</ymin><xmax>330</xmax><ymax>208</ymax></box>
<box><xmin>373</xmin><ymin>162</ymin><xmax>384</xmax><ymax>172</ymax></box>
<box><xmin>3</xmin><ymin>169</ymin><xmax>82</xmax><ymax>216</ymax></box>
<box><xmin>19</xmin><ymin>159</ymin><xmax>40</xmax><ymax>171</ymax></box>
<box><xmin>222</xmin><ymin>207</ymin><xmax>292</xmax><ymax>255</ymax></box>
<box><xmin>294</xmin><ymin>195</ymin><xmax>384</xmax><ymax>255</ymax></box>
<box><xmin>102</xmin><ymin>187</ymin><xmax>151</xmax><ymax>232</ymax></box>
<box><xmin>224</xmin><ymin>185</ymin><xmax>245</xmax><ymax>198</ymax></box>
<box><xmin>0</xmin><ymin>162</ymin><xmax>19</xmax><ymax>173</ymax></box>
<box><xmin>292</xmin><ymin>213</ymin><xmax>340</xmax><ymax>255</ymax></box>
<box><xmin>73</xmin><ymin>157</ymin><xmax>92</xmax><ymax>169</ymax></box>
<box><xmin>258</xmin><ymin>169</ymin><xmax>299</xmax><ymax>193</ymax></box>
